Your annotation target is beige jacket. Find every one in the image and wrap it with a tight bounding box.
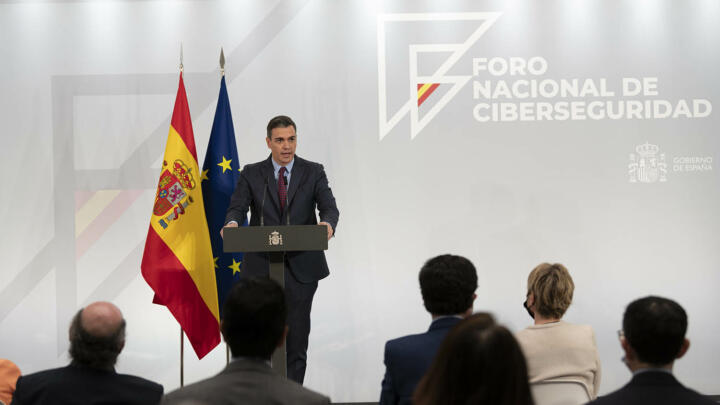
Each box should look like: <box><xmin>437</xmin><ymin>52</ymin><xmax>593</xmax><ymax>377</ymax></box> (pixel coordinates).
<box><xmin>515</xmin><ymin>321</ymin><xmax>602</xmax><ymax>399</ymax></box>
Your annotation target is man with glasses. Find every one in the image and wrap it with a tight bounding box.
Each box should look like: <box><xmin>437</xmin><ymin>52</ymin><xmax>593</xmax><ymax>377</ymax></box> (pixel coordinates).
<box><xmin>588</xmin><ymin>296</ymin><xmax>715</xmax><ymax>405</ymax></box>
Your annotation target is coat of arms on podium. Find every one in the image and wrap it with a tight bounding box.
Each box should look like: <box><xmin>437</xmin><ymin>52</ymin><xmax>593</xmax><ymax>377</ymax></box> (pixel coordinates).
<box><xmin>269</xmin><ymin>231</ymin><xmax>283</xmax><ymax>246</ymax></box>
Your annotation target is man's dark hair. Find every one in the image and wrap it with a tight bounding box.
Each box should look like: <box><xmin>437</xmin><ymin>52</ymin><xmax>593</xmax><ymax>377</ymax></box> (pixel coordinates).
<box><xmin>623</xmin><ymin>295</ymin><xmax>688</xmax><ymax>366</ymax></box>
<box><xmin>266</xmin><ymin>115</ymin><xmax>296</xmax><ymax>138</ymax></box>
<box><xmin>419</xmin><ymin>254</ymin><xmax>478</xmax><ymax>315</ymax></box>
<box><xmin>221</xmin><ymin>277</ymin><xmax>287</xmax><ymax>358</ymax></box>
<box><xmin>68</xmin><ymin>309</ymin><xmax>126</xmax><ymax>369</ymax></box>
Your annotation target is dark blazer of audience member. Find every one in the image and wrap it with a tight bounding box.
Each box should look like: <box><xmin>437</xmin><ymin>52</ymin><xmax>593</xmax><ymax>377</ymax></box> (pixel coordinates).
<box><xmin>162</xmin><ymin>277</ymin><xmax>329</xmax><ymax>405</ymax></box>
<box><xmin>514</xmin><ymin>263</ymin><xmax>601</xmax><ymax>399</ymax></box>
<box><xmin>12</xmin><ymin>302</ymin><xmax>163</xmax><ymax>405</ymax></box>
<box><xmin>587</xmin><ymin>296</ymin><xmax>716</xmax><ymax>405</ymax></box>
<box><xmin>413</xmin><ymin>313</ymin><xmax>534</xmax><ymax>405</ymax></box>
<box><xmin>379</xmin><ymin>254</ymin><xmax>478</xmax><ymax>405</ymax></box>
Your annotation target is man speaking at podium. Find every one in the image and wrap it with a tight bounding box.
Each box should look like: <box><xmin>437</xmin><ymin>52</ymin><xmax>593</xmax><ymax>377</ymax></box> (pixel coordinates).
<box><xmin>224</xmin><ymin>115</ymin><xmax>339</xmax><ymax>384</ymax></box>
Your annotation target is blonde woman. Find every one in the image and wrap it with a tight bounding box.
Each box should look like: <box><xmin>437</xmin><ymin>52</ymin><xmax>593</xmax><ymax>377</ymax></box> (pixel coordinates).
<box><xmin>516</xmin><ymin>263</ymin><xmax>601</xmax><ymax>399</ymax></box>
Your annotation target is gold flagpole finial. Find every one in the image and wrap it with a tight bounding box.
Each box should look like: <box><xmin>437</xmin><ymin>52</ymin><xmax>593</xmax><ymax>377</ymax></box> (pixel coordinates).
<box><xmin>220</xmin><ymin>47</ymin><xmax>225</xmax><ymax>76</ymax></box>
<box><xmin>179</xmin><ymin>43</ymin><xmax>184</xmax><ymax>73</ymax></box>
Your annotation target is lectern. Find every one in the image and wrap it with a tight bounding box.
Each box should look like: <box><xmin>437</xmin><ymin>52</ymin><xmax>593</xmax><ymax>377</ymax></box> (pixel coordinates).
<box><xmin>223</xmin><ymin>225</ymin><xmax>328</xmax><ymax>377</ymax></box>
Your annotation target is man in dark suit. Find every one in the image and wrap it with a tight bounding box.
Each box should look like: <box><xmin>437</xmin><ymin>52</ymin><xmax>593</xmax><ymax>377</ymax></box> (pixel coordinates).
<box><xmin>12</xmin><ymin>302</ymin><xmax>162</xmax><ymax>405</ymax></box>
<box><xmin>587</xmin><ymin>296</ymin><xmax>716</xmax><ymax>405</ymax></box>
<box><xmin>379</xmin><ymin>255</ymin><xmax>478</xmax><ymax>405</ymax></box>
<box><xmin>162</xmin><ymin>277</ymin><xmax>329</xmax><ymax>405</ymax></box>
<box><xmin>223</xmin><ymin>115</ymin><xmax>339</xmax><ymax>385</ymax></box>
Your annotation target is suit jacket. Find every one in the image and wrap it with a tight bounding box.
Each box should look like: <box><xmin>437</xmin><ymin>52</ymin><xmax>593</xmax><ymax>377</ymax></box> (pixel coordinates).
<box><xmin>11</xmin><ymin>364</ymin><xmax>162</xmax><ymax>405</ymax></box>
<box><xmin>379</xmin><ymin>317</ymin><xmax>461</xmax><ymax>405</ymax></box>
<box><xmin>225</xmin><ymin>155</ymin><xmax>339</xmax><ymax>283</ymax></box>
<box><xmin>162</xmin><ymin>358</ymin><xmax>330</xmax><ymax>405</ymax></box>
<box><xmin>587</xmin><ymin>371</ymin><xmax>716</xmax><ymax>405</ymax></box>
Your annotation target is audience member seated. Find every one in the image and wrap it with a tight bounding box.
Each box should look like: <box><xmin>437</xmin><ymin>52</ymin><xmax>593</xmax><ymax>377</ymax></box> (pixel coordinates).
<box><xmin>413</xmin><ymin>313</ymin><xmax>533</xmax><ymax>405</ymax></box>
<box><xmin>162</xmin><ymin>277</ymin><xmax>329</xmax><ymax>405</ymax></box>
<box><xmin>515</xmin><ymin>263</ymin><xmax>601</xmax><ymax>399</ymax></box>
<box><xmin>0</xmin><ymin>359</ymin><xmax>20</xmax><ymax>405</ymax></box>
<box><xmin>587</xmin><ymin>296</ymin><xmax>716</xmax><ymax>405</ymax></box>
<box><xmin>12</xmin><ymin>301</ymin><xmax>163</xmax><ymax>405</ymax></box>
<box><xmin>379</xmin><ymin>254</ymin><xmax>478</xmax><ymax>405</ymax></box>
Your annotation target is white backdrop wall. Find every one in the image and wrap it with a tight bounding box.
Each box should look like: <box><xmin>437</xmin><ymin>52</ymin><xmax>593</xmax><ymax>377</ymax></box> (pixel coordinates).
<box><xmin>1</xmin><ymin>0</ymin><xmax>719</xmax><ymax>402</ymax></box>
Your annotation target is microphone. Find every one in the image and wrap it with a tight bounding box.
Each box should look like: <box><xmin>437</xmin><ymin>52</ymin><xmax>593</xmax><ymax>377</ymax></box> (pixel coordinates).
<box><xmin>260</xmin><ymin>175</ymin><xmax>269</xmax><ymax>227</ymax></box>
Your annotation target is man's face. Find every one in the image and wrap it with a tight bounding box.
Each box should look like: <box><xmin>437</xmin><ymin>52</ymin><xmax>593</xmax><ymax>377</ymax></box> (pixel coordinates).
<box><xmin>266</xmin><ymin>126</ymin><xmax>297</xmax><ymax>165</ymax></box>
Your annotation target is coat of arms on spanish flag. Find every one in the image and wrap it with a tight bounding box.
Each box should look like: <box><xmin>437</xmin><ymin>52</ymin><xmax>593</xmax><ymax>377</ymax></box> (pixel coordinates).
<box><xmin>141</xmin><ymin>72</ymin><xmax>220</xmax><ymax>359</ymax></box>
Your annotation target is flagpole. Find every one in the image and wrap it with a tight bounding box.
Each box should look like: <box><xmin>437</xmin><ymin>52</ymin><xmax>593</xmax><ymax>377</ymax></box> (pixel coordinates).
<box><xmin>180</xmin><ymin>327</ymin><xmax>185</xmax><ymax>387</ymax></box>
<box><xmin>179</xmin><ymin>42</ymin><xmax>184</xmax><ymax>73</ymax></box>
<box><xmin>178</xmin><ymin>42</ymin><xmax>185</xmax><ymax>389</ymax></box>
<box><xmin>220</xmin><ymin>45</ymin><xmax>228</xmax><ymax>369</ymax></box>
<box><xmin>220</xmin><ymin>47</ymin><xmax>225</xmax><ymax>77</ymax></box>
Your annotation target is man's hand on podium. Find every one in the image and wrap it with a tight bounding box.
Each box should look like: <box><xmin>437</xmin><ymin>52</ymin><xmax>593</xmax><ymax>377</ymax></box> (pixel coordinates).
<box><xmin>221</xmin><ymin>221</ymin><xmax>239</xmax><ymax>238</ymax></box>
<box><xmin>319</xmin><ymin>221</ymin><xmax>333</xmax><ymax>240</ymax></box>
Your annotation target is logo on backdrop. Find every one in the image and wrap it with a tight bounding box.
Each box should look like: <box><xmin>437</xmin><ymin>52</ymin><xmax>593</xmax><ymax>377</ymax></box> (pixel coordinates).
<box><xmin>628</xmin><ymin>143</ymin><xmax>713</xmax><ymax>183</ymax></box>
<box><xmin>629</xmin><ymin>143</ymin><xmax>667</xmax><ymax>183</ymax></box>
<box><xmin>378</xmin><ymin>12</ymin><xmax>713</xmax><ymax>140</ymax></box>
<box><xmin>377</xmin><ymin>12</ymin><xmax>502</xmax><ymax>140</ymax></box>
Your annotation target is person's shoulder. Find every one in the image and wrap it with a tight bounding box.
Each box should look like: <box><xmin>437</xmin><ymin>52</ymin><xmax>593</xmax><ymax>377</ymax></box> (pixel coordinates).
<box><xmin>384</xmin><ymin>327</ymin><xmax>441</xmax><ymax>357</ymax></box>
<box><xmin>16</xmin><ymin>365</ymin><xmax>69</xmax><ymax>383</ymax></box>
<box><xmin>295</xmin><ymin>156</ymin><xmax>325</xmax><ymax>171</ymax></box>
<box><xmin>584</xmin><ymin>384</ymin><xmax>631</xmax><ymax>405</ymax></box>
<box><xmin>163</xmin><ymin>372</ymin><xmax>329</xmax><ymax>405</ymax></box>
<box><xmin>115</xmin><ymin>372</ymin><xmax>163</xmax><ymax>394</ymax></box>
<box><xmin>515</xmin><ymin>326</ymin><xmax>532</xmax><ymax>337</ymax></box>
<box><xmin>514</xmin><ymin>325</ymin><xmax>541</xmax><ymax>350</ymax></box>
<box><xmin>161</xmin><ymin>377</ymin><xmax>215</xmax><ymax>404</ymax></box>
<box><xmin>242</xmin><ymin>159</ymin><xmax>268</xmax><ymax>173</ymax></box>
<box><xmin>14</xmin><ymin>366</ymin><xmax>72</xmax><ymax>399</ymax></box>
<box><xmin>386</xmin><ymin>331</ymin><xmax>426</xmax><ymax>348</ymax></box>
<box><xmin>275</xmin><ymin>378</ymin><xmax>330</xmax><ymax>404</ymax></box>
<box><xmin>563</xmin><ymin>321</ymin><xmax>594</xmax><ymax>331</ymax></box>
<box><xmin>588</xmin><ymin>376</ymin><xmax>716</xmax><ymax>405</ymax></box>
<box><xmin>678</xmin><ymin>386</ymin><xmax>719</xmax><ymax>405</ymax></box>
<box><xmin>162</xmin><ymin>374</ymin><xmax>230</xmax><ymax>405</ymax></box>
<box><xmin>561</xmin><ymin>321</ymin><xmax>597</xmax><ymax>339</ymax></box>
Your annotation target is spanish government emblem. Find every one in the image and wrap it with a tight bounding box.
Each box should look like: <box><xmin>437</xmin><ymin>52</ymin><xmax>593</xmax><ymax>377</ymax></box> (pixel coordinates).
<box><xmin>154</xmin><ymin>159</ymin><xmax>197</xmax><ymax>229</ymax></box>
<box><xmin>629</xmin><ymin>142</ymin><xmax>667</xmax><ymax>183</ymax></box>
<box><xmin>268</xmin><ymin>231</ymin><xmax>283</xmax><ymax>246</ymax></box>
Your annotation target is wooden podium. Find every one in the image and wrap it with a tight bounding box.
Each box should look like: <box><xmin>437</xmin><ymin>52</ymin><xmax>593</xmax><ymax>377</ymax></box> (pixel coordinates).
<box><xmin>223</xmin><ymin>225</ymin><xmax>328</xmax><ymax>377</ymax></box>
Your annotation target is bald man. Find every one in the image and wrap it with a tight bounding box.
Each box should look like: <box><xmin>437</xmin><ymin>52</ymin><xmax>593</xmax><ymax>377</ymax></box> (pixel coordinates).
<box><xmin>12</xmin><ymin>302</ymin><xmax>162</xmax><ymax>405</ymax></box>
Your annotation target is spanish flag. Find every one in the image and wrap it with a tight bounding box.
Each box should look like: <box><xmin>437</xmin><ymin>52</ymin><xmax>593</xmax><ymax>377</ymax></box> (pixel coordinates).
<box><xmin>141</xmin><ymin>73</ymin><xmax>220</xmax><ymax>359</ymax></box>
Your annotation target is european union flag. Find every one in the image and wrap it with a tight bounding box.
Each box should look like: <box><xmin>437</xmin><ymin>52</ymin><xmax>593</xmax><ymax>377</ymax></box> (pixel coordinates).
<box><xmin>201</xmin><ymin>76</ymin><xmax>244</xmax><ymax>316</ymax></box>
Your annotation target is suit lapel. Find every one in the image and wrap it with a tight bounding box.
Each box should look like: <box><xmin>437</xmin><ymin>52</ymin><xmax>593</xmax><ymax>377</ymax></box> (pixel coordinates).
<box><xmin>261</xmin><ymin>157</ymin><xmax>281</xmax><ymax>212</ymax></box>
<box><xmin>286</xmin><ymin>156</ymin><xmax>306</xmax><ymax>207</ymax></box>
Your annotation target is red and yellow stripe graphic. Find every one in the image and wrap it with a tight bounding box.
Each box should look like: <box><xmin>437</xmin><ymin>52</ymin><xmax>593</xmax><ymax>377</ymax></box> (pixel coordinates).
<box><xmin>417</xmin><ymin>83</ymin><xmax>440</xmax><ymax>106</ymax></box>
<box><xmin>141</xmin><ymin>73</ymin><xmax>220</xmax><ymax>359</ymax></box>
